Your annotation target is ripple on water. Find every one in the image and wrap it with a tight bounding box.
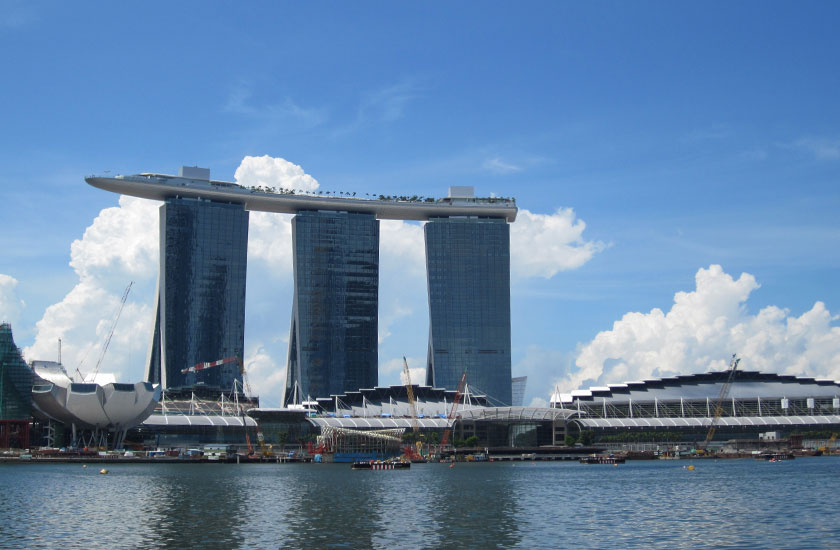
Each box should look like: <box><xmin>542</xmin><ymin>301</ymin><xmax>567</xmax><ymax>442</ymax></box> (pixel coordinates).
<box><xmin>1</xmin><ymin>458</ymin><xmax>839</xmax><ymax>549</ymax></box>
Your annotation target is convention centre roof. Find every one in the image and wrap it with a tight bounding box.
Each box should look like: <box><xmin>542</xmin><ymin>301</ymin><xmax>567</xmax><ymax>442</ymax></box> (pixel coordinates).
<box><xmin>552</xmin><ymin>371</ymin><xmax>840</xmax><ymax>406</ymax></box>
<box><xmin>573</xmin><ymin>414</ymin><xmax>840</xmax><ymax>430</ymax></box>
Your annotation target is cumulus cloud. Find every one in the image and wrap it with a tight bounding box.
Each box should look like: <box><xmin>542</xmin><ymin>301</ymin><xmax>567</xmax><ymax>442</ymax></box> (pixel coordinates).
<box><xmin>0</xmin><ymin>274</ymin><xmax>25</xmax><ymax>326</ymax></box>
<box><xmin>69</xmin><ymin>196</ymin><xmax>159</xmax><ymax>280</ymax></box>
<box><xmin>511</xmin><ymin>208</ymin><xmax>606</xmax><ymax>279</ymax></box>
<box><xmin>556</xmin><ymin>265</ymin><xmax>840</xmax><ymax>394</ymax></box>
<box><xmin>237</xmin><ymin>155</ymin><xmax>322</xmax><ymax>277</ymax></box>
<box><xmin>243</xmin><ymin>343</ymin><xmax>286</xmax><ymax>408</ymax></box>
<box><xmin>24</xmin><ymin>196</ymin><xmax>159</xmax><ymax>381</ymax></box>
<box><xmin>247</xmin><ymin>211</ymin><xmax>294</xmax><ymax>274</ymax></box>
<box><xmin>234</xmin><ymin>155</ymin><xmax>320</xmax><ymax>193</ymax></box>
<box><xmin>379</xmin><ymin>355</ymin><xmax>424</xmax><ymax>387</ymax></box>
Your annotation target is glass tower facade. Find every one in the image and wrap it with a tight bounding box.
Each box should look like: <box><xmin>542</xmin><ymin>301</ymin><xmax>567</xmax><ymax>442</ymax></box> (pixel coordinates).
<box><xmin>511</xmin><ymin>376</ymin><xmax>528</xmax><ymax>407</ymax></box>
<box><xmin>425</xmin><ymin>217</ymin><xmax>512</xmax><ymax>405</ymax></box>
<box><xmin>147</xmin><ymin>198</ymin><xmax>249</xmax><ymax>392</ymax></box>
<box><xmin>0</xmin><ymin>323</ymin><xmax>32</xmax><ymax>419</ymax></box>
<box><xmin>284</xmin><ymin>210</ymin><xmax>379</xmax><ymax>404</ymax></box>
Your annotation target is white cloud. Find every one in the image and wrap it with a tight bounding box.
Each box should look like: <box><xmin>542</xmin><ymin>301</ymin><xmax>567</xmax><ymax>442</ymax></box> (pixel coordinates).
<box><xmin>793</xmin><ymin>137</ymin><xmax>840</xmax><ymax>160</ymax></box>
<box><xmin>69</xmin><ymin>196</ymin><xmax>159</xmax><ymax>281</ymax></box>
<box><xmin>528</xmin><ymin>397</ymin><xmax>548</xmax><ymax>408</ymax></box>
<box><xmin>223</xmin><ymin>82</ymin><xmax>327</xmax><ymax>129</ymax></box>
<box><xmin>379</xmin><ymin>355</ymin><xmax>424</xmax><ymax>387</ymax></box>
<box><xmin>0</xmin><ymin>274</ymin><xmax>25</xmax><ymax>326</ymax></box>
<box><xmin>248</xmin><ymin>211</ymin><xmax>294</xmax><ymax>273</ymax></box>
<box><xmin>556</xmin><ymin>264</ymin><xmax>840</xmax><ymax>394</ymax></box>
<box><xmin>511</xmin><ymin>208</ymin><xmax>606</xmax><ymax>279</ymax></box>
<box><xmin>482</xmin><ymin>157</ymin><xmax>521</xmax><ymax>174</ymax></box>
<box><xmin>243</xmin><ymin>343</ymin><xmax>286</xmax><ymax>408</ymax></box>
<box><xmin>24</xmin><ymin>196</ymin><xmax>159</xmax><ymax>381</ymax></box>
<box><xmin>238</xmin><ymin>155</ymin><xmax>321</xmax><ymax>273</ymax></box>
<box><xmin>234</xmin><ymin>155</ymin><xmax>320</xmax><ymax>193</ymax></box>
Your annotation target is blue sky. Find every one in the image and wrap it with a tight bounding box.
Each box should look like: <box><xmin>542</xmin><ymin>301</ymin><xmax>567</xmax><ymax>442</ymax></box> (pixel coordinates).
<box><xmin>1</xmin><ymin>1</ymin><xmax>839</xmax><ymax>407</ymax></box>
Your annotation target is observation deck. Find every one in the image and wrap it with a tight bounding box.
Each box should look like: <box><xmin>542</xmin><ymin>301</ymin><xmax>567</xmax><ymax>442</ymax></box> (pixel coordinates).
<box><xmin>85</xmin><ymin>172</ymin><xmax>518</xmax><ymax>222</ymax></box>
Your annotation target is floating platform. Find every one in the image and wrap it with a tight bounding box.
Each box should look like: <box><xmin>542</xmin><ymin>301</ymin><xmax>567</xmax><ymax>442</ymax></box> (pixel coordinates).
<box><xmin>351</xmin><ymin>461</ymin><xmax>410</xmax><ymax>470</ymax></box>
<box><xmin>579</xmin><ymin>456</ymin><xmax>625</xmax><ymax>465</ymax></box>
<box><xmin>757</xmin><ymin>452</ymin><xmax>795</xmax><ymax>461</ymax></box>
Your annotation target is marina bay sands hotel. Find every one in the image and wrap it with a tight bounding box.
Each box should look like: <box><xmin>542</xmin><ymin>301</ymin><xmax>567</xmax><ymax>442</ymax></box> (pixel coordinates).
<box><xmin>86</xmin><ymin>166</ymin><xmax>518</xmax><ymax>405</ymax></box>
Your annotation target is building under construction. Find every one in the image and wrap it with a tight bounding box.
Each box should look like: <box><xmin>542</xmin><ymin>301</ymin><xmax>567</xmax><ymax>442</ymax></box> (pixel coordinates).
<box><xmin>0</xmin><ymin>324</ymin><xmax>32</xmax><ymax>449</ymax></box>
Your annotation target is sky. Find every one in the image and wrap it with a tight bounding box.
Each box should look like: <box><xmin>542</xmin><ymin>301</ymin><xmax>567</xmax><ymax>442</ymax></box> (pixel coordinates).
<box><xmin>1</xmin><ymin>1</ymin><xmax>839</xmax><ymax>408</ymax></box>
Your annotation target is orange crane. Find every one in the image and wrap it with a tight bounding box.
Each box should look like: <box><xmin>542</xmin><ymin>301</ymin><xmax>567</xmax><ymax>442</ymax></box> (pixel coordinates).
<box><xmin>440</xmin><ymin>371</ymin><xmax>468</xmax><ymax>450</ymax></box>
<box><xmin>401</xmin><ymin>357</ymin><xmax>425</xmax><ymax>461</ymax></box>
<box><xmin>403</xmin><ymin>357</ymin><xmax>419</xmax><ymax>434</ymax></box>
<box><xmin>701</xmin><ymin>354</ymin><xmax>740</xmax><ymax>451</ymax></box>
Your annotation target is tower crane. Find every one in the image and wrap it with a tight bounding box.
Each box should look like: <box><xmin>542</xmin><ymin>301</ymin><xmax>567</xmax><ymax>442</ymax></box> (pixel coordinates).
<box><xmin>181</xmin><ymin>355</ymin><xmax>265</xmax><ymax>456</ymax></box>
<box><xmin>181</xmin><ymin>355</ymin><xmax>240</xmax><ymax>374</ymax></box>
<box><xmin>88</xmin><ymin>282</ymin><xmax>133</xmax><ymax>382</ymax></box>
<box><xmin>440</xmin><ymin>371</ymin><xmax>468</xmax><ymax>451</ymax></box>
<box><xmin>701</xmin><ymin>354</ymin><xmax>740</xmax><ymax>451</ymax></box>
<box><xmin>402</xmin><ymin>357</ymin><xmax>419</xmax><ymax>435</ymax></box>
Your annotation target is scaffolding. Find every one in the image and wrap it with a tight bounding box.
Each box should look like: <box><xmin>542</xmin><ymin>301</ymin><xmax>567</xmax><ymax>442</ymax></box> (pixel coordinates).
<box><xmin>317</xmin><ymin>426</ymin><xmax>404</xmax><ymax>456</ymax></box>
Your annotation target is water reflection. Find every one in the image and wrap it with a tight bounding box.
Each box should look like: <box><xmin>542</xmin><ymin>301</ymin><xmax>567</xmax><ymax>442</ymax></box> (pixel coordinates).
<box><xmin>2</xmin><ymin>458</ymin><xmax>840</xmax><ymax>549</ymax></box>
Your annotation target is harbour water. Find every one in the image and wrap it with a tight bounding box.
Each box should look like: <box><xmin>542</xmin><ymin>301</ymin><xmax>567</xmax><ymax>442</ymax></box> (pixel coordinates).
<box><xmin>2</xmin><ymin>457</ymin><xmax>839</xmax><ymax>549</ymax></box>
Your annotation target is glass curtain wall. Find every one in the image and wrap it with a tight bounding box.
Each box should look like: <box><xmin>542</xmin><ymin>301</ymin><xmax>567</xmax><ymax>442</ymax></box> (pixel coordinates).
<box><xmin>425</xmin><ymin>217</ymin><xmax>512</xmax><ymax>405</ymax></box>
<box><xmin>148</xmin><ymin>198</ymin><xmax>249</xmax><ymax>392</ymax></box>
<box><xmin>284</xmin><ymin>211</ymin><xmax>379</xmax><ymax>404</ymax></box>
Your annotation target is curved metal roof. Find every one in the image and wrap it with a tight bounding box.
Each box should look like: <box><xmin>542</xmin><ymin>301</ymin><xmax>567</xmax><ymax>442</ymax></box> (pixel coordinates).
<box><xmin>553</xmin><ymin>371</ymin><xmax>840</xmax><ymax>405</ymax></box>
<box><xmin>308</xmin><ymin>417</ymin><xmax>450</xmax><ymax>430</ymax></box>
<box><xmin>86</xmin><ymin>174</ymin><xmax>517</xmax><ymax>222</ymax></box>
<box><xmin>572</xmin><ymin>415</ymin><xmax>840</xmax><ymax>430</ymax></box>
<box><xmin>456</xmin><ymin>406</ymin><xmax>578</xmax><ymax>422</ymax></box>
<box><xmin>142</xmin><ymin>414</ymin><xmax>257</xmax><ymax>428</ymax></box>
<box><xmin>31</xmin><ymin>381</ymin><xmax>161</xmax><ymax>430</ymax></box>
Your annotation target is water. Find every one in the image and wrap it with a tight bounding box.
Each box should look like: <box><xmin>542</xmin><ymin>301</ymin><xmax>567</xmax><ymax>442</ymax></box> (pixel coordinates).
<box><xmin>2</xmin><ymin>457</ymin><xmax>839</xmax><ymax>549</ymax></box>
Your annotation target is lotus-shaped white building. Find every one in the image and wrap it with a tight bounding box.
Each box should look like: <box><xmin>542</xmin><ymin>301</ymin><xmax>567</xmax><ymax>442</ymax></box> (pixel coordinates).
<box><xmin>30</xmin><ymin>361</ymin><xmax>161</xmax><ymax>448</ymax></box>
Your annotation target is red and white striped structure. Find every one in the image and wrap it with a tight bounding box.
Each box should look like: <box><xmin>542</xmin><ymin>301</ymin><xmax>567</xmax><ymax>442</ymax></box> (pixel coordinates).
<box><xmin>181</xmin><ymin>356</ymin><xmax>238</xmax><ymax>375</ymax></box>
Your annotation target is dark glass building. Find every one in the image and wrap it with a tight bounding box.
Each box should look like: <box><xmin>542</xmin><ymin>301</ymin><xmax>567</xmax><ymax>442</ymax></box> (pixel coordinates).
<box><xmin>425</xmin><ymin>217</ymin><xmax>512</xmax><ymax>405</ymax></box>
<box><xmin>147</xmin><ymin>198</ymin><xmax>249</xmax><ymax>393</ymax></box>
<box><xmin>0</xmin><ymin>323</ymin><xmax>32</xmax><ymax>448</ymax></box>
<box><xmin>0</xmin><ymin>323</ymin><xmax>32</xmax><ymax>419</ymax></box>
<box><xmin>284</xmin><ymin>210</ymin><xmax>379</xmax><ymax>404</ymax></box>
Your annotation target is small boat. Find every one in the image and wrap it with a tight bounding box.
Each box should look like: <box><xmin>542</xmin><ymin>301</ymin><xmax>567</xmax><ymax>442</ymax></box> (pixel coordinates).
<box><xmin>580</xmin><ymin>456</ymin><xmax>625</xmax><ymax>465</ymax></box>
<box><xmin>351</xmin><ymin>460</ymin><xmax>411</xmax><ymax>470</ymax></box>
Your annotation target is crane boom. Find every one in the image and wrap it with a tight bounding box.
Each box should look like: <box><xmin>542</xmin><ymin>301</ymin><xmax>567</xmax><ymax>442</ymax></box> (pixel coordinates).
<box><xmin>90</xmin><ymin>281</ymin><xmax>133</xmax><ymax>381</ymax></box>
<box><xmin>403</xmin><ymin>357</ymin><xmax>419</xmax><ymax>434</ymax></box>
<box><xmin>440</xmin><ymin>371</ymin><xmax>468</xmax><ymax>449</ymax></box>
<box><xmin>702</xmin><ymin>354</ymin><xmax>740</xmax><ymax>449</ymax></box>
<box><xmin>181</xmin><ymin>355</ymin><xmax>239</xmax><ymax>374</ymax></box>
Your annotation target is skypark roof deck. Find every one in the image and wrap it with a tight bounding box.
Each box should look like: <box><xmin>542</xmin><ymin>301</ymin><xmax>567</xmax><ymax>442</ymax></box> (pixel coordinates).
<box><xmin>85</xmin><ymin>172</ymin><xmax>518</xmax><ymax>222</ymax></box>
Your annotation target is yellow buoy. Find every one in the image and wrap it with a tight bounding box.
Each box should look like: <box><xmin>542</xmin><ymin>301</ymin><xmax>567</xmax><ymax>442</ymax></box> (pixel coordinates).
<box><xmin>99</xmin><ymin>468</ymin><xmax>109</xmax><ymax>475</ymax></box>
<box><xmin>687</xmin><ymin>465</ymin><xmax>695</xmax><ymax>471</ymax></box>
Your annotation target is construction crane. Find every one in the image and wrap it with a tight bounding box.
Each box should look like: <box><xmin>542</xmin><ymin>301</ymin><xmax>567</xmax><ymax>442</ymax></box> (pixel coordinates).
<box><xmin>180</xmin><ymin>355</ymin><xmax>262</xmax><ymax>456</ymax></box>
<box><xmin>181</xmin><ymin>355</ymin><xmax>239</xmax><ymax>374</ymax></box>
<box><xmin>88</xmin><ymin>281</ymin><xmax>133</xmax><ymax>382</ymax></box>
<box><xmin>818</xmin><ymin>433</ymin><xmax>837</xmax><ymax>455</ymax></box>
<box><xmin>440</xmin><ymin>371</ymin><xmax>468</xmax><ymax>451</ymax></box>
<box><xmin>403</xmin><ymin>357</ymin><xmax>419</xmax><ymax>434</ymax></box>
<box><xmin>701</xmin><ymin>354</ymin><xmax>740</xmax><ymax>451</ymax></box>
